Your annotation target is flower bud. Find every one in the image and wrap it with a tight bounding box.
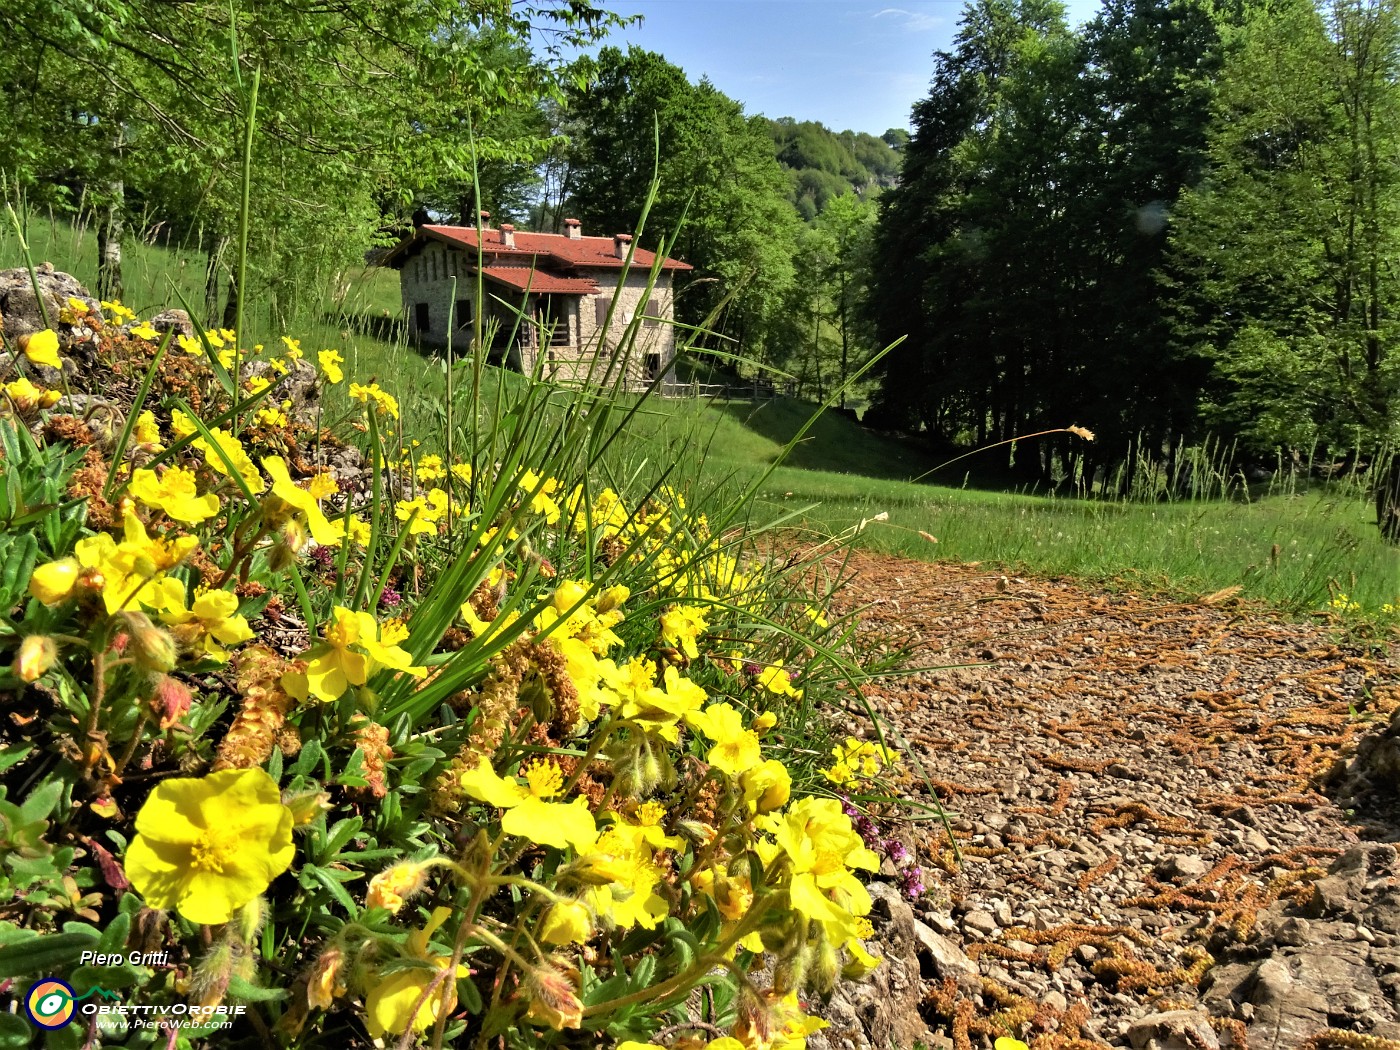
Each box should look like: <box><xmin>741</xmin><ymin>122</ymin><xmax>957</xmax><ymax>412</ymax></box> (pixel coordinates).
<box><xmin>522</xmin><ymin>958</ymin><xmax>584</xmax><ymax>1030</ymax></box>
<box><xmin>14</xmin><ymin>635</ymin><xmax>58</xmax><ymax>682</ymax></box>
<box><xmin>121</xmin><ymin>612</ymin><xmax>178</xmax><ymax>672</ymax></box>
<box><xmin>190</xmin><ymin>938</ymin><xmax>235</xmax><ymax>1008</ymax></box>
<box><xmin>305</xmin><ymin>947</ymin><xmax>345</xmax><ymax>1011</ymax></box>
<box><xmin>237</xmin><ymin>897</ymin><xmax>267</xmax><ymax>944</ymax></box>
<box><xmin>593</xmin><ymin>584</ymin><xmax>630</xmax><ymax>614</ymax></box>
<box><xmin>282</xmin><ymin>789</ymin><xmax>331</xmax><ymax>827</ymax></box>
<box><xmin>151</xmin><ymin>674</ymin><xmax>193</xmax><ymax>729</ymax></box>
<box><xmin>538</xmin><ymin>900</ymin><xmax>593</xmax><ymax>946</ymax></box>
<box><xmin>366</xmin><ymin>861</ymin><xmax>429</xmax><ymax>915</ymax></box>
<box><xmin>810</xmin><ymin>935</ymin><xmax>840</xmax><ymax>995</ymax></box>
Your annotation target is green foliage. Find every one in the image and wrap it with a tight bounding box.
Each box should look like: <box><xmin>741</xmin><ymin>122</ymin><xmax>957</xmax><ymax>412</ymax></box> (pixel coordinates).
<box><xmin>1166</xmin><ymin>0</ymin><xmax>1400</xmax><ymax>455</ymax></box>
<box><xmin>552</xmin><ymin>46</ymin><xmax>805</xmax><ymax>365</ymax></box>
<box><xmin>0</xmin><ymin>0</ymin><xmax>620</xmax><ymax>321</ymax></box>
<box><xmin>766</xmin><ymin>119</ymin><xmax>900</xmax><ymax>218</ymax></box>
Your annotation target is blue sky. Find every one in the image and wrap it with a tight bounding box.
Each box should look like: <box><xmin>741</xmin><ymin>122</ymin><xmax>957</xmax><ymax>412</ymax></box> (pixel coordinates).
<box><xmin>587</xmin><ymin>0</ymin><xmax>1102</xmax><ymax>135</ymax></box>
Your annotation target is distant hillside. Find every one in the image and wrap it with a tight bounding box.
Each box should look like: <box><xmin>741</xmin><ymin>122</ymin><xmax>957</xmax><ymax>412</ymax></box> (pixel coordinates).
<box><xmin>765</xmin><ymin>119</ymin><xmax>905</xmax><ymax>219</ymax></box>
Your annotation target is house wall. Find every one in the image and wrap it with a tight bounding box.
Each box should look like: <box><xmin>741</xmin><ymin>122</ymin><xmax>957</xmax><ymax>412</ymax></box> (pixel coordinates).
<box><xmin>399</xmin><ymin>243</ymin><xmax>681</xmax><ymax>392</ymax></box>
<box><xmin>400</xmin><ymin>244</ymin><xmax>489</xmax><ymax>351</ymax></box>
<box><xmin>548</xmin><ymin>272</ymin><xmax>678</xmax><ymax>390</ymax></box>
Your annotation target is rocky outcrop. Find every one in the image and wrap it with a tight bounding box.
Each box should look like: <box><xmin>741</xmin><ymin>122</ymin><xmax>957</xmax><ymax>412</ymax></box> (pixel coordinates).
<box><xmin>809</xmin><ymin>882</ymin><xmax>931</xmax><ymax>1050</ymax></box>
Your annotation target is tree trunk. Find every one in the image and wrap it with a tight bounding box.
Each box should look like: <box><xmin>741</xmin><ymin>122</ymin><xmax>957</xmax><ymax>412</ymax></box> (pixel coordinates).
<box><xmin>96</xmin><ymin>179</ymin><xmax>124</xmax><ymax>301</ymax></box>
<box><xmin>222</xmin><ymin>269</ymin><xmax>239</xmax><ymax>331</ymax></box>
<box><xmin>205</xmin><ymin>234</ymin><xmax>229</xmax><ymax>328</ymax></box>
<box><xmin>95</xmin><ymin>114</ymin><xmax>125</xmax><ymax>302</ymax></box>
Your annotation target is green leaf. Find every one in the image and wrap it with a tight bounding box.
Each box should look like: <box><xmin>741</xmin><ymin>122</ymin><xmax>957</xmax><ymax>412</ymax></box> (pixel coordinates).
<box><xmin>227</xmin><ymin>975</ymin><xmax>288</xmax><ymax>1002</ymax></box>
<box><xmin>0</xmin><ymin>931</ymin><xmax>99</xmax><ymax>978</ymax></box>
<box><xmin>306</xmin><ymin>866</ymin><xmax>359</xmax><ymax>915</ymax></box>
<box><xmin>17</xmin><ymin>779</ymin><xmax>64</xmax><ymax>826</ymax></box>
<box><xmin>0</xmin><ymin>1014</ymin><xmax>32</xmax><ymax>1050</ymax></box>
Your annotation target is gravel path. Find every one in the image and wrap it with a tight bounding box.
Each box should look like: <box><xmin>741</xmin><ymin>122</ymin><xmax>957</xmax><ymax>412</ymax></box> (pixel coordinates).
<box><xmin>830</xmin><ymin>553</ymin><xmax>1400</xmax><ymax>1050</ymax></box>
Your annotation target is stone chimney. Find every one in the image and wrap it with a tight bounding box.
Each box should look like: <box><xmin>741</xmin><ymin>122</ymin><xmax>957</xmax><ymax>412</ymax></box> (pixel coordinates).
<box><xmin>478</xmin><ymin>210</ymin><xmax>490</xmax><ymax>227</ymax></box>
<box><xmin>564</xmin><ymin>218</ymin><xmax>582</xmax><ymax>240</ymax></box>
<box><xmin>500</xmin><ymin>224</ymin><xmax>516</xmax><ymax>249</ymax></box>
<box><xmin>613</xmin><ymin>233</ymin><xmax>632</xmax><ymax>260</ymax></box>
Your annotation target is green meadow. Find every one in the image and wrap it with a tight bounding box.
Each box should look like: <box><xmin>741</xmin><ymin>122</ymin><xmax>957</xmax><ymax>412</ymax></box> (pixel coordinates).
<box><xmin>7</xmin><ymin>213</ymin><xmax>1398</xmax><ymax>620</ymax></box>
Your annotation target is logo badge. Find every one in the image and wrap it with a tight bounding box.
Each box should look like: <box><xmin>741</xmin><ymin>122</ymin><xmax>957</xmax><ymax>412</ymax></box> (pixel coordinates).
<box><xmin>25</xmin><ymin>979</ymin><xmax>77</xmax><ymax>1030</ymax></box>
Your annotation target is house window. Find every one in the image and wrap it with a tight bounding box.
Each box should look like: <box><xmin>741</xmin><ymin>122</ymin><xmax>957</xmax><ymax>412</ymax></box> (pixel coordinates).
<box><xmin>415</xmin><ymin>303</ymin><xmax>430</xmax><ymax>332</ymax></box>
<box><xmin>594</xmin><ymin>296</ymin><xmax>612</xmax><ymax>327</ymax></box>
<box><xmin>645</xmin><ymin>353</ymin><xmax>662</xmax><ymax>379</ymax></box>
<box><xmin>455</xmin><ymin>299</ymin><xmax>473</xmax><ymax>328</ymax></box>
<box><xmin>642</xmin><ymin>313</ymin><xmax>660</xmax><ymax>329</ymax></box>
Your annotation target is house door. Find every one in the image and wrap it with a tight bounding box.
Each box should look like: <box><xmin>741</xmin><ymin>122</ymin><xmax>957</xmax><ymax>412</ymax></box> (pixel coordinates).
<box><xmin>535</xmin><ymin>294</ymin><xmax>574</xmax><ymax>348</ymax></box>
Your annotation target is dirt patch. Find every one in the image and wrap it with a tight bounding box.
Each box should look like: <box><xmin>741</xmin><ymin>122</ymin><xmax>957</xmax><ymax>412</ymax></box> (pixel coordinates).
<box><xmin>828</xmin><ymin>553</ymin><xmax>1400</xmax><ymax>1050</ymax></box>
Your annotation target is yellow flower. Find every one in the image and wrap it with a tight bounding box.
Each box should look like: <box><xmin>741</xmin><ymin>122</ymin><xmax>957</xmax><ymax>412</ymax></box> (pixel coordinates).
<box><xmin>282</xmin><ymin>606</ymin><xmax>425</xmax><ymax>704</ymax></box>
<box><xmin>177</xmin><ymin>334</ymin><xmax>204</xmax><ymax>357</ymax></box>
<box><xmin>255</xmin><ymin>406</ymin><xmax>289</xmax><ymax>428</ymax></box>
<box><xmin>394</xmin><ymin>495</ymin><xmax>441</xmax><ymax>536</ymax></box>
<box><xmin>364</xmin><ymin>907</ymin><xmax>466</xmax><ymax>1038</ymax></box>
<box><xmin>765</xmin><ymin>797</ymin><xmax>879</xmax><ymax>953</ymax></box>
<box><xmin>2</xmin><ymin>376</ymin><xmax>61</xmax><ymax>413</ymax></box>
<box><xmin>102</xmin><ymin>299</ymin><xmax>135</xmax><ymax>323</ymax></box>
<box><xmin>317</xmin><ymin>349</ymin><xmax>344</xmax><ymax>384</ymax></box>
<box><xmin>281</xmin><ymin>336</ymin><xmax>302</xmax><ymax>359</ymax></box>
<box><xmin>659</xmin><ymin>604</ymin><xmax>708</xmax><ymax>659</ymax></box>
<box><xmin>538</xmin><ymin>900</ymin><xmax>593</xmax><ymax>946</ymax></box>
<box><xmin>996</xmin><ymin>1040</ymin><xmax>1031</xmax><ymax>1050</ymax></box>
<box><xmin>124</xmin><ymin>767</ymin><xmax>294</xmax><ymax>924</ymax></box>
<box><xmin>348</xmin><ymin>382</ymin><xmax>399</xmax><ymax>419</ymax></box>
<box><xmin>757</xmin><ymin>660</ymin><xmax>802</xmax><ymax>699</ymax></box>
<box><xmin>129</xmin><ymin>321</ymin><xmax>159</xmax><ymax>341</ymax></box>
<box><xmin>22</xmin><ymin>329</ymin><xmax>62</xmax><ymax>369</ymax></box>
<box><xmin>502</xmin><ymin>796</ymin><xmax>599</xmax><ymax>852</ymax></box>
<box><xmin>194</xmin><ymin>427</ymin><xmax>265</xmax><ymax>494</ymax></box>
<box><xmin>162</xmin><ymin>588</ymin><xmax>255</xmax><ymax>660</ymax></box>
<box><xmin>245</xmin><ymin>375</ymin><xmax>272</xmax><ymax>396</ymax></box>
<box><xmin>686</xmin><ymin>702</ymin><xmax>762</xmax><ymax>775</ymax></box>
<box><xmin>129</xmin><ymin>467</ymin><xmax>220</xmax><ymax>524</ymax></box>
<box><xmin>262</xmin><ymin>456</ymin><xmax>342</xmax><ymax>548</ymax></box>
<box><xmin>740</xmin><ymin>758</ymin><xmax>792</xmax><ymax>813</ymax></box>
<box><xmin>346</xmin><ymin>515</ymin><xmax>371</xmax><ymax>546</ymax></box>
<box><xmin>132</xmin><ymin>410</ymin><xmax>163</xmax><ymax>451</ymax></box>
<box><xmin>458</xmin><ymin>756</ymin><xmax>530</xmax><ymax>807</ymax></box>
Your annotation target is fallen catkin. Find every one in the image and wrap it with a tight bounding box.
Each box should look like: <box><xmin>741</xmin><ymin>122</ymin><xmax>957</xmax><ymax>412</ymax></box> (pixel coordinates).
<box><xmin>213</xmin><ymin>646</ymin><xmax>297</xmax><ymax>771</ymax></box>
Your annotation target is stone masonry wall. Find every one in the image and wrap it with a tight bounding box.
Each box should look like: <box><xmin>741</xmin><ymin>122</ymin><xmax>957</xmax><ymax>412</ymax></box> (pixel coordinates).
<box><xmin>398</xmin><ymin>244</ymin><xmax>679</xmax><ymax>392</ymax></box>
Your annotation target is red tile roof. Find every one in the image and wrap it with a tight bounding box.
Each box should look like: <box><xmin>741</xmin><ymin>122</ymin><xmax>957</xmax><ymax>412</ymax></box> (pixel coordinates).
<box><xmin>386</xmin><ymin>224</ymin><xmax>693</xmax><ymax>277</ymax></box>
<box><xmin>478</xmin><ymin>265</ymin><xmax>599</xmax><ymax>295</ymax></box>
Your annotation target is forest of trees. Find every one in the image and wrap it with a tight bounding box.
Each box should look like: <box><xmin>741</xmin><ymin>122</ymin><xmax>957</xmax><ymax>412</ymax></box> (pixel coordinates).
<box><xmin>0</xmin><ymin>9</ymin><xmax>883</xmax><ymax>400</ymax></box>
<box><xmin>0</xmin><ymin>0</ymin><xmax>628</xmax><ymax>326</ymax></box>
<box><xmin>868</xmin><ymin>0</ymin><xmax>1400</xmax><ymax>483</ymax></box>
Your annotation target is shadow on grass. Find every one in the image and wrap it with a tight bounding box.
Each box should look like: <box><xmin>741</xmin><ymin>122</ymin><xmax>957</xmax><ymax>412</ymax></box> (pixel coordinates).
<box><xmin>713</xmin><ymin>399</ymin><xmax>940</xmax><ymax>481</ymax></box>
<box><xmin>329</xmin><ymin>309</ymin><xmax>409</xmax><ymax>345</ymax></box>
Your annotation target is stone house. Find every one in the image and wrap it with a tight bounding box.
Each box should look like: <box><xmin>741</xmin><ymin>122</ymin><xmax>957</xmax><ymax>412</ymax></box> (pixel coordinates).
<box><xmin>382</xmin><ymin>216</ymin><xmax>692</xmax><ymax>390</ymax></box>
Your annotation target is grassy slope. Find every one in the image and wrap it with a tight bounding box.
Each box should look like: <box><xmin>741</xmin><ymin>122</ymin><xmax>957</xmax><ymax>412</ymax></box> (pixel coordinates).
<box><xmin>8</xmin><ymin>214</ymin><xmax>1398</xmax><ymax>617</ymax></box>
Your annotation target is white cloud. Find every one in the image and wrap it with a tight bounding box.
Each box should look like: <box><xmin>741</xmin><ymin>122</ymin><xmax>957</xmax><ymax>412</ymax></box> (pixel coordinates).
<box><xmin>873</xmin><ymin>6</ymin><xmax>942</xmax><ymax>31</ymax></box>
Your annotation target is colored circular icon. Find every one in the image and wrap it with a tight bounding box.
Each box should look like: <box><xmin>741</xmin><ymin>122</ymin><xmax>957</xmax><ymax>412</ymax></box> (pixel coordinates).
<box><xmin>25</xmin><ymin>979</ymin><xmax>77</xmax><ymax>1030</ymax></box>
